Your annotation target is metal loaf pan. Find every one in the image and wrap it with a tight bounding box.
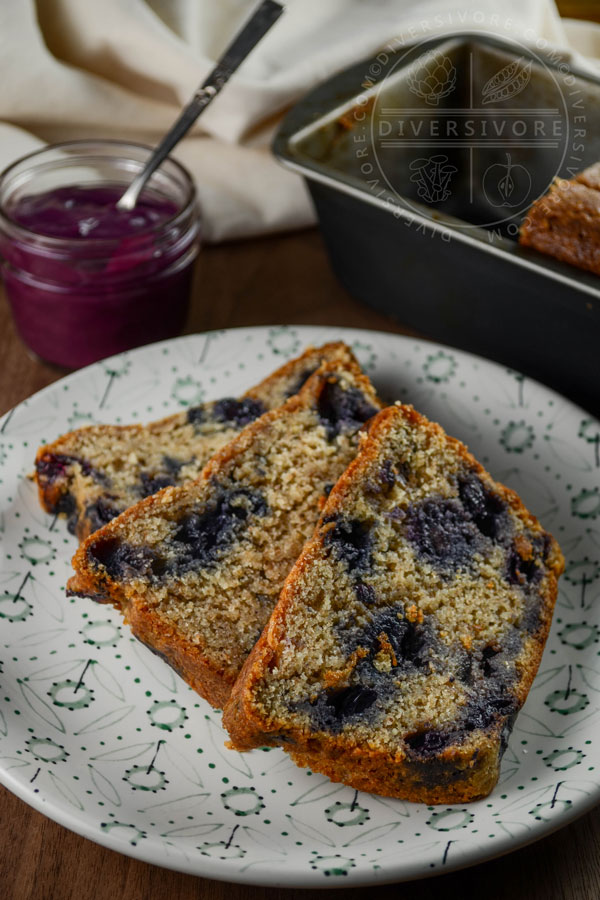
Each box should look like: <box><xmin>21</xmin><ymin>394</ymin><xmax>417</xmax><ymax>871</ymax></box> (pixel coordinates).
<box><xmin>274</xmin><ymin>33</ymin><xmax>600</xmax><ymax>415</ymax></box>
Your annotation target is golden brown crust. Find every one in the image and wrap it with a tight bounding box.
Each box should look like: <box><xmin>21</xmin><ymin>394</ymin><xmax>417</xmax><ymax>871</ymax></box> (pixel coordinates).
<box><xmin>124</xmin><ymin>601</ymin><xmax>234</xmax><ymax>709</ymax></box>
<box><xmin>285</xmin><ymin>740</ymin><xmax>501</xmax><ymax>804</ymax></box>
<box><xmin>223</xmin><ymin>403</ymin><xmax>564</xmax><ymax>803</ymax></box>
<box><xmin>519</xmin><ymin>174</ymin><xmax>600</xmax><ymax>275</ymax></box>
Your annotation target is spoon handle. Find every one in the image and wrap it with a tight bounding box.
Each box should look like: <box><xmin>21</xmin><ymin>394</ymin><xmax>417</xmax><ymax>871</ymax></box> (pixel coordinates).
<box><xmin>118</xmin><ymin>0</ymin><xmax>284</xmax><ymax>210</ymax></box>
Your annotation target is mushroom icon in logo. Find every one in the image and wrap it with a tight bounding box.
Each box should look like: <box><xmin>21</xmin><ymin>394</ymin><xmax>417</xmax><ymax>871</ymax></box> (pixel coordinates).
<box><xmin>409</xmin><ymin>155</ymin><xmax>458</xmax><ymax>203</ymax></box>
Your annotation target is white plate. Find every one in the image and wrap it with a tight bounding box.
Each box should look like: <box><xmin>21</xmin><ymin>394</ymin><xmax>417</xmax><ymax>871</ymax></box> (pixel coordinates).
<box><xmin>0</xmin><ymin>325</ymin><xmax>599</xmax><ymax>887</ymax></box>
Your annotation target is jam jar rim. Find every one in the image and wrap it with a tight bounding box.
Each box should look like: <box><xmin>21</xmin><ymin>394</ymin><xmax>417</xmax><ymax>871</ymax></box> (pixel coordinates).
<box><xmin>0</xmin><ymin>138</ymin><xmax>199</xmax><ymax>248</ymax></box>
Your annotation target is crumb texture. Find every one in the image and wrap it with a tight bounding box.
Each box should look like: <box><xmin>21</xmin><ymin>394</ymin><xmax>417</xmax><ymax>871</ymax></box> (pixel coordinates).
<box><xmin>69</xmin><ymin>355</ymin><xmax>381</xmax><ymax>707</ymax></box>
<box><xmin>223</xmin><ymin>404</ymin><xmax>564</xmax><ymax>803</ymax></box>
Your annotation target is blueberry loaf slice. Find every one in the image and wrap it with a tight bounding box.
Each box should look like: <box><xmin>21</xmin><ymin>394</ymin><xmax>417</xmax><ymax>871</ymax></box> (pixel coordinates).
<box><xmin>35</xmin><ymin>342</ymin><xmax>354</xmax><ymax>541</ymax></box>
<box><xmin>223</xmin><ymin>404</ymin><xmax>564</xmax><ymax>803</ymax></box>
<box><xmin>68</xmin><ymin>359</ymin><xmax>381</xmax><ymax>708</ymax></box>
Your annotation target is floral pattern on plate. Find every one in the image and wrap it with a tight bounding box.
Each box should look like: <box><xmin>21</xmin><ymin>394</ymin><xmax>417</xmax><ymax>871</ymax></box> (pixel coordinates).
<box><xmin>0</xmin><ymin>325</ymin><xmax>598</xmax><ymax>887</ymax></box>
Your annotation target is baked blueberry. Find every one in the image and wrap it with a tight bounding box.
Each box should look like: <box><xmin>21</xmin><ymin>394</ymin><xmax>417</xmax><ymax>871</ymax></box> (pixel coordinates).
<box><xmin>36</xmin><ymin>452</ymin><xmax>107</xmax><ymax>487</ymax></box>
<box><xmin>506</xmin><ymin>543</ymin><xmax>540</xmax><ymax>586</ymax></box>
<box><xmin>458</xmin><ymin>473</ymin><xmax>508</xmax><ymax>541</ymax></box>
<box><xmin>172</xmin><ymin>488</ymin><xmax>268</xmax><ymax>571</ymax></box>
<box><xmin>89</xmin><ymin>537</ymin><xmax>157</xmax><ymax>580</ymax></box>
<box><xmin>323</xmin><ymin>516</ymin><xmax>372</xmax><ymax>572</ymax></box>
<box><xmin>405</xmin><ymin>498</ymin><xmax>481</xmax><ymax>572</ymax></box>
<box><xmin>355</xmin><ymin>582</ymin><xmax>376</xmax><ymax>604</ymax></box>
<box><xmin>83</xmin><ymin>498</ymin><xmax>123</xmax><ymax>533</ymax></box>
<box><xmin>138</xmin><ymin>472</ymin><xmax>176</xmax><ymax>497</ymax></box>
<box><xmin>305</xmin><ymin>684</ymin><xmax>379</xmax><ymax>733</ymax></box>
<box><xmin>405</xmin><ymin>729</ymin><xmax>453</xmax><ymax>757</ymax></box>
<box><xmin>213</xmin><ymin>398</ymin><xmax>265</xmax><ymax>427</ymax></box>
<box><xmin>318</xmin><ymin>380</ymin><xmax>379</xmax><ymax>440</ymax></box>
<box><xmin>462</xmin><ymin>691</ymin><xmax>516</xmax><ymax>732</ymax></box>
<box><xmin>356</xmin><ymin>607</ymin><xmax>430</xmax><ymax>671</ymax></box>
<box><xmin>187</xmin><ymin>405</ymin><xmax>205</xmax><ymax>426</ymax></box>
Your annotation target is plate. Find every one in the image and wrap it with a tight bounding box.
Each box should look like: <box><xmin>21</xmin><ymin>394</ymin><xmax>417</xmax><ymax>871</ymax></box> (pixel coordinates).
<box><xmin>0</xmin><ymin>325</ymin><xmax>599</xmax><ymax>887</ymax></box>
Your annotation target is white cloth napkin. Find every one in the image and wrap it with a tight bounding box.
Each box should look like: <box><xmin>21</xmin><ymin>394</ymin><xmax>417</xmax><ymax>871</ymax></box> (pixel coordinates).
<box><xmin>0</xmin><ymin>0</ymin><xmax>596</xmax><ymax>241</ymax></box>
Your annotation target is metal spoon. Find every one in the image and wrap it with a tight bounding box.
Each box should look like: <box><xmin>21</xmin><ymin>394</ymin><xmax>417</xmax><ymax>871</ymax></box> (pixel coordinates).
<box><xmin>117</xmin><ymin>0</ymin><xmax>284</xmax><ymax>211</ymax></box>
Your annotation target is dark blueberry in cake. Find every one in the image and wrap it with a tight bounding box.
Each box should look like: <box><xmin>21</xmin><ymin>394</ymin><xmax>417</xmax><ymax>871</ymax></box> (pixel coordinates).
<box><xmin>138</xmin><ymin>457</ymin><xmax>193</xmax><ymax>498</ymax></box>
<box><xmin>326</xmin><ymin>685</ymin><xmax>378</xmax><ymax>718</ymax></box>
<box><xmin>213</xmin><ymin>398</ymin><xmax>265</xmax><ymax>428</ymax></box>
<box><xmin>323</xmin><ymin>517</ymin><xmax>372</xmax><ymax>572</ymax></box>
<box><xmin>405</xmin><ymin>729</ymin><xmax>453</xmax><ymax>757</ymax></box>
<box><xmin>54</xmin><ymin>493</ymin><xmax>79</xmax><ymax>535</ymax></box>
<box><xmin>366</xmin><ymin>609</ymin><xmax>428</xmax><ymax>670</ymax></box>
<box><xmin>285</xmin><ymin>367</ymin><xmax>318</xmax><ymax>398</ymax></box>
<box><xmin>317</xmin><ymin>380</ymin><xmax>379</xmax><ymax>440</ymax></box>
<box><xmin>405</xmin><ymin>498</ymin><xmax>481</xmax><ymax>572</ymax></box>
<box><xmin>37</xmin><ymin>452</ymin><xmax>107</xmax><ymax>487</ymax></box>
<box><xmin>506</xmin><ymin>544</ymin><xmax>540</xmax><ymax>586</ymax></box>
<box><xmin>187</xmin><ymin>405</ymin><xmax>205</xmax><ymax>426</ymax></box>
<box><xmin>365</xmin><ymin>459</ymin><xmax>406</xmax><ymax>495</ymax></box>
<box><xmin>323</xmin><ymin>483</ymin><xmax>334</xmax><ymax>498</ymax></box>
<box><xmin>457</xmin><ymin>652</ymin><xmax>474</xmax><ymax>685</ymax></box>
<box><xmin>458</xmin><ymin>474</ymin><xmax>508</xmax><ymax>541</ymax></box>
<box><xmin>138</xmin><ymin>471</ymin><xmax>176</xmax><ymax>498</ymax></box>
<box><xmin>519</xmin><ymin>596</ymin><xmax>543</xmax><ymax>634</ymax></box>
<box><xmin>89</xmin><ymin>537</ymin><xmax>157</xmax><ymax>581</ymax></box>
<box><xmin>36</xmin><ymin>453</ymin><xmax>71</xmax><ymax>484</ymax></box>
<box><xmin>162</xmin><ymin>455</ymin><xmax>190</xmax><ymax>477</ymax></box>
<box><xmin>305</xmin><ymin>684</ymin><xmax>379</xmax><ymax>733</ymax></box>
<box><xmin>355</xmin><ymin>582</ymin><xmax>376</xmax><ymax>604</ymax></box>
<box><xmin>481</xmin><ymin>645</ymin><xmax>501</xmax><ymax>678</ymax></box>
<box><xmin>379</xmin><ymin>459</ymin><xmax>397</xmax><ymax>488</ymax></box>
<box><xmin>341</xmin><ymin>607</ymin><xmax>431</xmax><ymax>673</ymax></box>
<box><xmin>171</xmin><ymin>488</ymin><xmax>268</xmax><ymax>570</ymax></box>
<box><xmin>84</xmin><ymin>498</ymin><xmax>123</xmax><ymax>533</ymax></box>
<box><xmin>385</xmin><ymin>506</ymin><xmax>405</xmax><ymax>522</ymax></box>
<box><xmin>462</xmin><ymin>691</ymin><xmax>516</xmax><ymax>732</ymax></box>
<box><xmin>55</xmin><ymin>491</ymin><xmax>76</xmax><ymax>518</ymax></box>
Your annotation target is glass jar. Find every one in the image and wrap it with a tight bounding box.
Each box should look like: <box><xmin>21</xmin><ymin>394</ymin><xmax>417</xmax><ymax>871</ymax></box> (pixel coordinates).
<box><xmin>0</xmin><ymin>140</ymin><xmax>201</xmax><ymax>368</ymax></box>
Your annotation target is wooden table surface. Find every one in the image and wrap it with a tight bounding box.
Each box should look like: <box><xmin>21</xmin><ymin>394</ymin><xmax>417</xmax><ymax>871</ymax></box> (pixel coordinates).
<box><xmin>1</xmin><ymin>227</ymin><xmax>599</xmax><ymax>899</ymax></box>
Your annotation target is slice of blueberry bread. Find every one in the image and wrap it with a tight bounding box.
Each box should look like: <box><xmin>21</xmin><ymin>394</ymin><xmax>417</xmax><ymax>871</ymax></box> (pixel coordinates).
<box><xmin>35</xmin><ymin>342</ymin><xmax>354</xmax><ymax>541</ymax></box>
<box><xmin>223</xmin><ymin>404</ymin><xmax>564</xmax><ymax>803</ymax></box>
<box><xmin>68</xmin><ymin>359</ymin><xmax>381</xmax><ymax>708</ymax></box>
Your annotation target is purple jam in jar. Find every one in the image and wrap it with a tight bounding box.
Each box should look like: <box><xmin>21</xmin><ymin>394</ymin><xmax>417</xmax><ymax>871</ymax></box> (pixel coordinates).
<box><xmin>0</xmin><ymin>141</ymin><xmax>201</xmax><ymax>369</ymax></box>
<box><xmin>11</xmin><ymin>185</ymin><xmax>178</xmax><ymax>240</ymax></box>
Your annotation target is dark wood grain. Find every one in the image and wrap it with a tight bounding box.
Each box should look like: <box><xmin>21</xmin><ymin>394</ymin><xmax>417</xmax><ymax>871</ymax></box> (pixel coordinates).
<box><xmin>0</xmin><ymin>226</ymin><xmax>598</xmax><ymax>898</ymax></box>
